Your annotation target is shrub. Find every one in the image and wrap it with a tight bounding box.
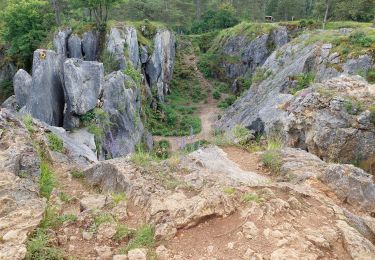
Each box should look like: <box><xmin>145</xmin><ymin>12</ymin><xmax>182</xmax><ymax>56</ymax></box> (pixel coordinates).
<box><xmin>344</xmin><ymin>99</ymin><xmax>364</xmax><ymax>115</ymax></box>
<box><xmin>261</xmin><ymin>150</ymin><xmax>282</xmax><ymax>173</ymax></box>
<box><xmin>349</xmin><ymin>31</ymin><xmax>375</xmax><ymax>47</ymax></box>
<box><xmin>124</xmin><ymin>64</ymin><xmax>142</xmax><ymax>87</ymax></box>
<box><xmin>366</xmin><ymin>69</ymin><xmax>375</xmax><ymax>83</ymax></box>
<box><xmin>213</xmin><ymin>90</ymin><xmax>221</xmax><ymax>100</ymax></box>
<box><xmin>113</xmin><ymin>224</ymin><xmax>132</xmax><ymax>242</ymax></box>
<box><xmin>47</xmin><ymin>133</ymin><xmax>63</xmax><ymax>152</ymax></box>
<box><xmin>154</xmin><ymin>140</ymin><xmax>171</xmax><ymax>159</ymax></box>
<box><xmin>218</xmin><ymin>95</ymin><xmax>236</xmax><ymax>109</ymax></box>
<box><xmin>242</xmin><ymin>193</ymin><xmax>262</xmax><ymax>203</ymax></box>
<box><xmin>112</xmin><ymin>192</ymin><xmax>126</xmax><ymax>206</ymax></box>
<box><xmin>26</xmin><ymin>230</ymin><xmax>62</xmax><ymax>260</ymax></box>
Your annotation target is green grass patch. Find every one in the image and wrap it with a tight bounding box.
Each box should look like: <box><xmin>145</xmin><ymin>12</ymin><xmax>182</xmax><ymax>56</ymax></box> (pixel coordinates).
<box><xmin>290</xmin><ymin>73</ymin><xmax>315</xmax><ymax>95</ymax></box>
<box><xmin>22</xmin><ymin>114</ymin><xmax>34</xmax><ymax>134</ymax></box>
<box><xmin>218</xmin><ymin>95</ymin><xmax>237</xmax><ymax>110</ymax></box>
<box><xmin>39</xmin><ymin>161</ymin><xmax>56</xmax><ymax>200</ymax></box>
<box><xmin>223</xmin><ymin>187</ymin><xmax>236</xmax><ymax>195</ymax></box>
<box><xmin>261</xmin><ymin>150</ymin><xmax>282</xmax><ymax>173</ymax></box>
<box><xmin>121</xmin><ymin>224</ymin><xmax>155</xmax><ymax>253</ymax></box>
<box><xmin>111</xmin><ymin>192</ymin><xmax>126</xmax><ymax>206</ymax></box>
<box><xmin>113</xmin><ymin>224</ymin><xmax>132</xmax><ymax>242</ymax></box>
<box><xmin>70</xmin><ymin>170</ymin><xmax>85</xmax><ymax>179</ymax></box>
<box><xmin>47</xmin><ymin>132</ymin><xmax>63</xmax><ymax>152</ymax></box>
<box><xmin>242</xmin><ymin>193</ymin><xmax>263</xmax><ymax>203</ymax></box>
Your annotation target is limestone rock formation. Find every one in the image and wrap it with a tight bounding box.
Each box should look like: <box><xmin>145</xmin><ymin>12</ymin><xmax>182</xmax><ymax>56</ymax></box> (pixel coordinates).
<box><xmin>106</xmin><ymin>26</ymin><xmax>140</xmax><ymax>70</ymax></box>
<box><xmin>285</xmin><ymin>76</ymin><xmax>375</xmax><ymax>172</ymax></box>
<box><xmin>102</xmin><ymin>71</ymin><xmax>144</xmax><ymax>158</ymax></box>
<box><xmin>63</xmin><ymin>58</ymin><xmax>104</xmax><ymax>128</ymax></box>
<box><xmin>145</xmin><ymin>29</ymin><xmax>176</xmax><ymax>101</ymax></box>
<box><xmin>13</xmin><ymin>69</ymin><xmax>32</xmax><ymax>108</ymax></box>
<box><xmin>0</xmin><ymin>110</ymin><xmax>46</xmax><ymax>259</ymax></box>
<box><xmin>82</xmin><ymin>30</ymin><xmax>99</xmax><ymax>61</ymax></box>
<box><xmin>25</xmin><ymin>49</ymin><xmax>65</xmax><ymax>126</ymax></box>
<box><xmin>68</xmin><ymin>34</ymin><xmax>83</xmax><ymax>59</ymax></box>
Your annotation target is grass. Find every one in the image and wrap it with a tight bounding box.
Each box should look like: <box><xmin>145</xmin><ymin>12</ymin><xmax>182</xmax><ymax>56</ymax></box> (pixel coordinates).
<box><xmin>369</xmin><ymin>105</ymin><xmax>375</xmax><ymax>124</ymax></box>
<box><xmin>111</xmin><ymin>192</ymin><xmax>126</xmax><ymax>207</ymax></box>
<box><xmin>218</xmin><ymin>95</ymin><xmax>237</xmax><ymax>110</ymax></box>
<box><xmin>290</xmin><ymin>73</ymin><xmax>315</xmax><ymax>95</ymax></box>
<box><xmin>47</xmin><ymin>133</ymin><xmax>64</xmax><ymax>152</ymax></box>
<box><xmin>59</xmin><ymin>192</ymin><xmax>71</xmax><ymax>203</ymax></box>
<box><xmin>22</xmin><ymin>114</ymin><xmax>34</xmax><ymax>133</ymax></box>
<box><xmin>344</xmin><ymin>98</ymin><xmax>364</xmax><ymax>115</ymax></box>
<box><xmin>39</xmin><ymin>161</ymin><xmax>56</xmax><ymax>200</ymax></box>
<box><xmin>261</xmin><ymin>150</ymin><xmax>282</xmax><ymax>173</ymax></box>
<box><xmin>90</xmin><ymin>213</ymin><xmax>115</xmax><ymax>232</ymax></box>
<box><xmin>113</xmin><ymin>224</ymin><xmax>132</xmax><ymax>242</ymax></box>
<box><xmin>252</xmin><ymin>68</ymin><xmax>272</xmax><ymax>84</ymax></box>
<box><xmin>121</xmin><ymin>224</ymin><xmax>155</xmax><ymax>253</ymax></box>
<box><xmin>70</xmin><ymin>170</ymin><xmax>85</xmax><ymax>179</ymax></box>
<box><xmin>242</xmin><ymin>193</ymin><xmax>263</xmax><ymax>203</ymax></box>
<box><xmin>223</xmin><ymin>187</ymin><xmax>236</xmax><ymax>195</ymax></box>
<box><xmin>130</xmin><ymin>147</ymin><xmax>159</xmax><ymax>168</ymax></box>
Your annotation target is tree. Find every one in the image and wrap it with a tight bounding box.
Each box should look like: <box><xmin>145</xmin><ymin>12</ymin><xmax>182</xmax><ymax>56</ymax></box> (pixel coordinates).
<box><xmin>71</xmin><ymin>0</ymin><xmax>125</xmax><ymax>30</ymax></box>
<box><xmin>1</xmin><ymin>0</ymin><xmax>55</xmax><ymax>67</ymax></box>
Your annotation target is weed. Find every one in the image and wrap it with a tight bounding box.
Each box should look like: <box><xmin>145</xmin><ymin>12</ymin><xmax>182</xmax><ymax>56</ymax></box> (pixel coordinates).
<box><xmin>112</xmin><ymin>192</ymin><xmax>126</xmax><ymax>206</ymax></box>
<box><xmin>70</xmin><ymin>170</ymin><xmax>85</xmax><ymax>179</ymax></box>
<box><xmin>113</xmin><ymin>224</ymin><xmax>132</xmax><ymax>242</ymax></box>
<box><xmin>57</xmin><ymin>214</ymin><xmax>77</xmax><ymax>223</ymax></box>
<box><xmin>26</xmin><ymin>229</ymin><xmax>62</xmax><ymax>260</ymax></box>
<box><xmin>344</xmin><ymin>99</ymin><xmax>364</xmax><ymax>115</ymax></box>
<box><xmin>223</xmin><ymin>187</ymin><xmax>236</xmax><ymax>195</ymax></box>
<box><xmin>261</xmin><ymin>150</ymin><xmax>282</xmax><ymax>173</ymax></box>
<box><xmin>242</xmin><ymin>193</ymin><xmax>263</xmax><ymax>203</ymax></box>
<box><xmin>59</xmin><ymin>192</ymin><xmax>71</xmax><ymax>203</ymax></box>
<box><xmin>39</xmin><ymin>161</ymin><xmax>55</xmax><ymax>199</ymax></box>
<box><xmin>290</xmin><ymin>73</ymin><xmax>315</xmax><ymax>95</ymax></box>
<box><xmin>213</xmin><ymin>90</ymin><xmax>221</xmax><ymax>100</ymax></box>
<box><xmin>218</xmin><ymin>95</ymin><xmax>236</xmax><ymax>110</ymax></box>
<box><xmin>131</xmin><ymin>146</ymin><xmax>159</xmax><ymax>168</ymax></box>
<box><xmin>123</xmin><ymin>64</ymin><xmax>142</xmax><ymax>87</ymax></box>
<box><xmin>90</xmin><ymin>213</ymin><xmax>114</xmax><ymax>232</ymax></box>
<box><xmin>100</xmin><ymin>50</ymin><xmax>120</xmax><ymax>74</ymax></box>
<box><xmin>252</xmin><ymin>68</ymin><xmax>272</xmax><ymax>84</ymax></box>
<box><xmin>47</xmin><ymin>133</ymin><xmax>63</xmax><ymax>152</ymax></box>
<box><xmin>122</xmin><ymin>224</ymin><xmax>155</xmax><ymax>253</ymax></box>
<box><xmin>369</xmin><ymin>105</ymin><xmax>375</xmax><ymax>124</ymax></box>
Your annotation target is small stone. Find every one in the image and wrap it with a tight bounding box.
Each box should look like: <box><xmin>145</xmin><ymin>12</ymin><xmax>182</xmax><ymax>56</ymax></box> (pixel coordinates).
<box><xmin>242</xmin><ymin>222</ymin><xmax>259</xmax><ymax>239</ymax></box>
<box><xmin>95</xmin><ymin>245</ymin><xmax>112</xmax><ymax>259</ymax></box>
<box><xmin>80</xmin><ymin>194</ymin><xmax>108</xmax><ymax>211</ymax></box>
<box><xmin>68</xmin><ymin>245</ymin><xmax>75</xmax><ymax>252</ymax></box>
<box><xmin>97</xmin><ymin>222</ymin><xmax>117</xmax><ymax>240</ymax></box>
<box><xmin>243</xmin><ymin>248</ymin><xmax>255</xmax><ymax>260</ymax></box>
<box><xmin>57</xmin><ymin>235</ymin><xmax>68</xmax><ymax>245</ymax></box>
<box><xmin>127</xmin><ymin>248</ymin><xmax>147</xmax><ymax>260</ymax></box>
<box><xmin>69</xmin><ymin>236</ymin><xmax>78</xmax><ymax>241</ymax></box>
<box><xmin>227</xmin><ymin>242</ymin><xmax>235</xmax><ymax>250</ymax></box>
<box><xmin>207</xmin><ymin>245</ymin><xmax>214</xmax><ymax>254</ymax></box>
<box><xmin>113</xmin><ymin>255</ymin><xmax>127</xmax><ymax>260</ymax></box>
<box><xmin>156</xmin><ymin>245</ymin><xmax>171</xmax><ymax>260</ymax></box>
<box><xmin>82</xmin><ymin>231</ymin><xmax>94</xmax><ymax>240</ymax></box>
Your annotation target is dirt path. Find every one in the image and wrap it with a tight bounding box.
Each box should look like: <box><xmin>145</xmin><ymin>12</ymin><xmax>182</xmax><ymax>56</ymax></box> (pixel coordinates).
<box><xmin>154</xmin><ymin>54</ymin><xmax>221</xmax><ymax>151</ymax></box>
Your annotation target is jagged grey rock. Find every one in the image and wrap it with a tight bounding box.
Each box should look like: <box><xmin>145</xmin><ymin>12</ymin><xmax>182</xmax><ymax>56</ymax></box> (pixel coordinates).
<box><xmin>13</xmin><ymin>69</ymin><xmax>32</xmax><ymax>108</ymax></box>
<box><xmin>145</xmin><ymin>29</ymin><xmax>176</xmax><ymax>101</ymax></box>
<box><xmin>140</xmin><ymin>45</ymin><xmax>149</xmax><ymax>64</ymax></box>
<box><xmin>216</xmin><ymin>26</ymin><xmax>288</xmax><ymax>80</ymax></box>
<box><xmin>106</xmin><ymin>26</ymin><xmax>140</xmax><ymax>70</ymax></box>
<box><xmin>53</xmin><ymin>28</ymin><xmax>72</xmax><ymax>76</ymax></box>
<box><xmin>82</xmin><ymin>30</ymin><xmax>99</xmax><ymax>61</ymax></box>
<box><xmin>25</xmin><ymin>49</ymin><xmax>65</xmax><ymax>126</ymax></box>
<box><xmin>63</xmin><ymin>58</ymin><xmax>104</xmax><ymax>116</ymax></box>
<box><xmin>1</xmin><ymin>95</ymin><xmax>18</xmax><ymax>111</ymax></box>
<box><xmin>0</xmin><ymin>60</ymin><xmax>16</xmax><ymax>83</ymax></box>
<box><xmin>68</xmin><ymin>34</ymin><xmax>83</xmax><ymax>59</ymax></box>
<box><xmin>102</xmin><ymin>71</ymin><xmax>144</xmax><ymax>158</ymax></box>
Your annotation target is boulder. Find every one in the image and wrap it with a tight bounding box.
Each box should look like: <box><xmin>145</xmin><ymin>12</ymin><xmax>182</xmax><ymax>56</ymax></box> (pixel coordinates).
<box><xmin>145</xmin><ymin>29</ymin><xmax>176</xmax><ymax>101</ymax></box>
<box><xmin>102</xmin><ymin>71</ymin><xmax>144</xmax><ymax>158</ymax></box>
<box><xmin>13</xmin><ymin>69</ymin><xmax>32</xmax><ymax>108</ymax></box>
<box><xmin>63</xmin><ymin>58</ymin><xmax>104</xmax><ymax>116</ymax></box>
<box><xmin>53</xmin><ymin>28</ymin><xmax>72</xmax><ymax>75</ymax></box>
<box><xmin>25</xmin><ymin>49</ymin><xmax>65</xmax><ymax>126</ymax></box>
<box><xmin>1</xmin><ymin>95</ymin><xmax>18</xmax><ymax>111</ymax></box>
<box><xmin>0</xmin><ymin>61</ymin><xmax>16</xmax><ymax>83</ymax></box>
<box><xmin>106</xmin><ymin>26</ymin><xmax>140</xmax><ymax>70</ymax></box>
<box><xmin>0</xmin><ymin>110</ymin><xmax>46</xmax><ymax>260</ymax></box>
<box><xmin>80</xmin><ymin>194</ymin><xmax>108</xmax><ymax>211</ymax></box>
<box><xmin>127</xmin><ymin>248</ymin><xmax>147</xmax><ymax>260</ymax></box>
<box><xmin>68</xmin><ymin>34</ymin><xmax>83</xmax><ymax>59</ymax></box>
<box><xmin>82</xmin><ymin>30</ymin><xmax>99</xmax><ymax>61</ymax></box>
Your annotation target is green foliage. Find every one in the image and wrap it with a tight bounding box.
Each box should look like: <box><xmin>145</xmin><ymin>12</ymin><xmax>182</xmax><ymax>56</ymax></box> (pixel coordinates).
<box><xmin>252</xmin><ymin>68</ymin><xmax>272</xmax><ymax>84</ymax></box>
<box><xmin>291</xmin><ymin>73</ymin><xmax>315</xmax><ymax>95</ymax></box>
<box><xmin>218</xmin><ymin>95</ymin><xmax>236</xmax><ymax>110</ymax></box>
<box><xmin>242</xmin><ymin>193</ymin><xmax>262</xmax><ymax>203</ymax></box>
<box><xmin>191</xmin><ymin>4</ymin><xmax>240</xmax><ymax>34</ymax></box>
<box><xmin>122</xmin><ymin>224</ymin><xmax>155</xmax><ymax>253</ymax></box>
<box><xmin>57</xmin><ymin>214</ymin><xmax>78</xmax><ymax>223</ymax></box>
<box><xmin>123</xmin><ymin>65</ymin><xmax>142</xmax><ymax>87</ymax></box>
<box><xmin>1</xmin><ymin>0</ymin><xmax>55</xmax><ymax>67</ymax></box>
<box><xmin>261</xmin><ymin>150</ymin><xmax>282</xmax><ymax>173</ymax></box>
<box><xmin>59</xmin><ymin>192</ymin><xmax>71</xmax><ymax>203</ymax></box>
<box><xmin>26</xmin><ymin>229</ymin><xmax>62</xmax><ymax>260</ymax></box>
<box><xmin>198</xmin><ymin>53</ymin><xmax>223</xmax><ymax>78</ymax></box>
<box><xmin>0</xmin><ymin>80</ymin><xmax>13</xmax><ymax>102</ymax></box>
<box><xmin>113</xmin><ymin>224</ymin><xmax>132</xmax><ymax>242</ymax></box>
<box><xmin>223</xmin><ymin>187</ymin><xmax>236</xmax><ymax>195</ymax></box>
<box><xmin>369</xmin><ymin>105</ymin><xmax>375</xmax><ymax>124</ymax></box>
<box><xmin>344</xmin><ymin>99</ymin><xmax>364</xmax><ymax>115</ymax></box>
<box><xmin>86</xmin><ymin>108</ymin><xmax>112</xmax><ymax>152</ymax></box>
<box><xmin>232</xmin><ymin>125</ymin><xmax>251</xmax><ymax>139</ymax></box>
<box><xmin>213</xmin><ymin>90</ymin><xmax>221</xmax><ymax>100</ymax></box>
<box><xmin>70</xmin><ymin>170</ymin><xmax>85</xmax><ymax>179</ymax></box>
<box><xmin>91</xmin><ymin>213</ymin><xmax>114</xmax><ymax>231</ymax></box>
<box><xmin>349</xmin><ymin>31</ymin><xmax>375</xmax><ymax>47</ymax></box>
<box><xmin>47</xmin><ymin>133</ymin><xmax>64</xmax><ymax>152</ymax></box>
<box><xmin>100</xmin><ymin>50</ymin><xmax>120</xmax><ymax>74</ymax></box>
<box><xmin>154</xmin><ymin>140</ymin><xmax>171</xmax><ymax>159</ymax></box>
<box><xmin>131</xmin><ymin>146</ymin><xmax>159</xmax><ymax>168</ymax></box>
<box><xmin>367</xmin><ymin>69</ymin><xmax>375</xmax><ymax>83</ymax></box>
<box><xmin>183</xmin><ymin>140</ymin><xmax>210</xmax><ymax>153</ymax></box>
<box><xmin>39</xmin><ymin>161</ymin><xmax>56</xmax><ymax>199</ymax></box>
<box><xmin>111</xmin><ymin>192</ymin><xmax>126</xmax><ymax>206</ymax></box>
<box><xmin>22</xmin><ymin>114</ymin><xmax>35</xmax><ymax>133</ymax></box>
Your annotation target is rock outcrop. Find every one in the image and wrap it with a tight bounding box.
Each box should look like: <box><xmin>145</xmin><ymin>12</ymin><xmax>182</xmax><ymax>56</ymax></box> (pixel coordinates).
<box><xmin>13</xmin><ymin>69</ymin><xmax>32</xmax><ymax>108</ymax></box>
<box><xmin>145</xmin><ymin>30</ymin><xmax>176</xmax><ymax>101</ymax></box>
<box><xmin>106</xmin><ymin>26</ymin><xmax>140</xmax><ymax>70</ymax></box>
<box><xmin>25</xmin><ymin>49</ymin><xmax>65</xmax><ymax>126</ymax></box>
<box><xmin>0</xmin><ymin>109</ymin><xmax>46</xmax><ymax>259</ymax></box>
<box><xmin>102</xmin><ymin>71</ymin><xmax>144</xmax><ymax>158</ymax></box>
<box><xmin>63</xmin><ymin>58</ymin><xmax>104</xmax><ymax>128</ymax></box>
<box><xmin>285</xmin><ymin>76</ymin><xmax>375</xmax><ymax>172</ymax></box>
<box><xmin>214</xmin><ymin>26</ymin><xmax>289</xmax><ymax>80</ymax></box>
<box><xmin>82</xmin><ymin>30</ymin><xmax>99</xmax><ymax>61</ymax></box>
<box><xmin>68</xmin><ymin>34</ymin><xmax>83</xmax><ymax>59</ymax></box>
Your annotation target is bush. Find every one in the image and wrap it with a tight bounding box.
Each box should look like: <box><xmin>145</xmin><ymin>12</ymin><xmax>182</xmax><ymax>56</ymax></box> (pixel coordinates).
<box><xmin>218</xmin><ymin>95</ymin><xmax>236</xmax><ymax>110</ymax></box>
<box><xmin>154</xmin><ymin>140</ymin><xmax>171</xmax><ymax>159</ymax></box>
<box><xmin>47</xmin><ymin>133</ymin><xmax>63</xmax><ymax>152</ymax></box>
<box><xmin>124</xmin><ymin>64</ymin><xmax>142</xmax><ymax>87</ymax></box>
<box><xmin>344</xmin><ymin>99</ymin><xmax>364</xmax><ymax>115</ymax></box>
<box><xmin>213</xmin><ymin>90</ymin><xmax>221</xmax><ymax>100</ymax></box>
<box><xmin>366</xmin><ymin>69</ymin><xmax>375</xmax><ymax>83</ymax></box>
<box><xmin>122</xmin><ymin>224</ymin><xmax>155</xmax><ymax>253</ymax></box>
<box><xmin>191</xmin><ymin>4</ymin><xmax>240</xmax><ymax>34</ymax></box>
<box><xmin>349</xmin><ymin>31</ymin><xmax>375</xmax><ymax>47</ymax></box>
